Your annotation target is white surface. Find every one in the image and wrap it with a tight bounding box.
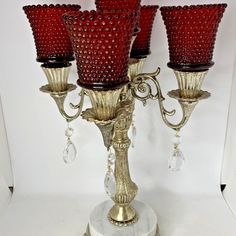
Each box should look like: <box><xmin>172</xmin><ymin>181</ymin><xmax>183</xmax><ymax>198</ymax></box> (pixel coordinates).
<box><xmin>89</xmin><ymin>200</ymin><xmax>157</xmax><ymax>236</ymax></box>
<box><xmin>0</xmin><ymin>192</ymin><xmax>236</xmax><ymax>236</ymax></box>
<box><xmin>222</xmin><ymin>51</ymin><xmax>236</xmax><ymax>214</ymax></box>
<box><xmin>0</xmin><ymin>175</ymin><xmax>11</xmax><ymax>219</ymax></box>
<box><xmin>0</xmin><ymin>96</ymin><xmax>13</xmax><ymax>187</ymax></box>
<box><xmin>0</xmin><ymin>0</ymin><xmax>236</xmax><ymax>236</ymax></box>
<box><xmin>222</xmin><ymin>55</ymin><xmax>236</xmax><ymax>185</ymax></box>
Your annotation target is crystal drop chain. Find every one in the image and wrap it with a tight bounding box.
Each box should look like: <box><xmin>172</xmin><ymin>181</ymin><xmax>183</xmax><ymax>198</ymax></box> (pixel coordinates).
<box><xmin>168</xmin><ymin>130</ymin><xmax>185</xmax><ymax>171</ymax></box>
<box><xmin>104</xmin><ymin>147</ymin><xmax>116</xmax><ymax>198</ymax></box>
<box><xmin>63</xmin><ymin>122</ymin><xmax>77</xmax><ymax>164</ymax></box>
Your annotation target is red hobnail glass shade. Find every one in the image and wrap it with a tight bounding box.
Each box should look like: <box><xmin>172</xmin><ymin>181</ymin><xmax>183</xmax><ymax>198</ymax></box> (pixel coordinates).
<box><xmin>95</xmin><ymin>0</ymin><xmax>141</xmax><ymax>30</ymax></box>
<box><xmin>131</xmin><ymin>5</ymin><xmax>159</xmax><ymax>59</ymax></box>
<box><xmin>161</xmin><ymin>4</ymin><xmax>227</xmax><ymax>71</ymax></box>
<box><xmin>63</xmin><ymin>10</ymin><xmax>136</xmax><ymax>90</ymax></box>
<box><xmin>95</xmin><ymin>0</ymin><xmax>141</xmax><ymax>13</ymax></box>
<box><xmin>23</xmin><ymin>4</ymin><xmax>81</xmax><ymax>66</ymax></box>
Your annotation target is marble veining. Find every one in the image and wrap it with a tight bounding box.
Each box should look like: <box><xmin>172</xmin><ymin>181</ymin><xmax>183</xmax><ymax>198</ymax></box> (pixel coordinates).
<box><xmin>87</xmin><ymin>200</ymin><xmax>159</xmax><ymax>236</ymax></box>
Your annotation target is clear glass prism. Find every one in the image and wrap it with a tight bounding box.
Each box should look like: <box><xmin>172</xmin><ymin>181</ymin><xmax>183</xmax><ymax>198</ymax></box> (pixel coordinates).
<box><xmin>131</xmin><ymin>125</ymin><xmax>137</xmax><ymax>148</ymax></box>
<box><xmin>168</xmin><ymin>148</ymin><xmax>185</xmax><ymax>171</ymax></box>
<box><xmin>63</xmin><ymin>141</ymin><xmax>77</xmax><ymax>164</ymax></box>
<box><xmin>104</xmin><ymin>171</ymin><xmax>116</xmax><ymax>198</ymax></box>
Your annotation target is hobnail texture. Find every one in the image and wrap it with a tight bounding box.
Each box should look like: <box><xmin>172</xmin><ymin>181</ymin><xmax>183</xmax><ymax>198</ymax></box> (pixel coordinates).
<box><xmin>131</xmin><ymin>5</ymin><xmax>159</xmax><ymax>59</ymax></box>
<box><xmin>63</xmin><ymin>10</ymin><xmax>136</xmax><ymax>90</ymax></box>
<box><xmin>95</xmin><ymin>0</ymin><xmax>141</xmax><ymax>13</ymax></box>
<box><xmin>95</xmin><ymin>0</ymin><xmax>141</xmax><ymax>30</ymax></box>
<box><xmin>23</xmin><ymin>4</ymin><xmax>81</xmax><ymax>65</ymax></box>
<box><xmin>161</xmin><ymin>4</ymin><xmax>227</xmax><ymax>71</ymax></box>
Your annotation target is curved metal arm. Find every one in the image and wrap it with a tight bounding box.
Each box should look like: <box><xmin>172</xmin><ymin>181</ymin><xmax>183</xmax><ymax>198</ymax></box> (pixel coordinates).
<box><xmin>158</xmin><ymin>99</ymin><xmax>197</xmax><ymax>131</ymax></box>
<box><xmin>130</xmin><ymin>68</ymin><xmax>162</xmax><ymax>106</ymax></box>
<box><xmin>130</xmin><ymin>68</ymin><xmax>201</xmax><ymax>131</ymax></box>
<box><xmin>51</xmin><ymin>89</ymin><xmax>85</xmax><ymax>123</ymax></box>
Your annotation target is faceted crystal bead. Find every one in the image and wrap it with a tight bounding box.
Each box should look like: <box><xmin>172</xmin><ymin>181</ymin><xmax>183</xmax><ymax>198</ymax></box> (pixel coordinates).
<box><xmin>168</xmin><ymin>148</ymin><xmax>185</xmax><ymax>171</ymax></box>
<box><xmin>173</xmin><ymin>134</ymin><xmax>181</xmax><ymax>146</ymax></box>
<box><xmin>65</xmin><ymin>127</ymin><xmax>74</xmax><ymax>138</ymax></box>
<box><xmin>63</xmin><ymin>141</ymin><xmax>77</xmax><ymax>164</ymax></box>
<box><xmin>104</xmin><ymin>171</ymin><xmax>116</xmax><ymax>198</ymax></box>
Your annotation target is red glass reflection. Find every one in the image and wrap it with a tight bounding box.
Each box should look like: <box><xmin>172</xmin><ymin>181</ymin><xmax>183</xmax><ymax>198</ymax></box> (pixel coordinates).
<box><xmin>63</xmin><ymin>10</ymin><xmax>136</xmax><ymax>90</ymax></box>
<box><xmin>23</xmin><ymin>4</ymin><xmax>81</xmax><ymax>66</ymax></box>
<box><xmin>131</xmin><ymin>5</ymin><xmax>159</xmax><ymax>59</ymax></box>
<box><xmin>161</xmin><ymin>4</ymin><xmax>227</xmax><ymax>71</ymax></box>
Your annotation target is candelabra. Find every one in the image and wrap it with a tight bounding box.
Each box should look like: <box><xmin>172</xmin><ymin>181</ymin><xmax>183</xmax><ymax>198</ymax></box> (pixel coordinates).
<box><xmin>23</xmin><ymin>2</ymin><xmax>227</xmax><ymax>236</ymax></box>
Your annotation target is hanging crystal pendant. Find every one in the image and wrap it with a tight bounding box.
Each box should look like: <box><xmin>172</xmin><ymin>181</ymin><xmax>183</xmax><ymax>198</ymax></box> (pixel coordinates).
<box><xmin>104</xmin><ymin>170</ymin><xmax>116</xmax><ymax>198</ymax></box>
<box><xmin>131</xmin><ymin>116</ymin><xmax>137</xmax><ymax>148</ymax></box>
<box><xmin>168</xmin><ymin>131</ymin><xmax>185</xmax><ymax>171</ymax></box>
<box><xmin>63</xmin><ymin>140</ymin><xmax>77</xmax><ymax>164</ymax></box>
<box><xmin>63</xmin><ymin>123</ymin><xmax>77</xmax><ymax>164</ymax></box>
<box><xmin>108</xmin><ymin>148</ymin><xmax>115</xmax><ymax>165</ymax></box>
<box><xmin>104</xmin><ymin>148</ymin><xmax>116</xmax><ymax>198</ymax></box>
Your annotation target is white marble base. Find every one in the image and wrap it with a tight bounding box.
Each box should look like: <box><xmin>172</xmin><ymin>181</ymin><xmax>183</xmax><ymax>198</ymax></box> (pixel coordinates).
<box><xmin>85</xmin><ymin>200</ymin><xmax>159</xmax><ymax>236</ymax></box>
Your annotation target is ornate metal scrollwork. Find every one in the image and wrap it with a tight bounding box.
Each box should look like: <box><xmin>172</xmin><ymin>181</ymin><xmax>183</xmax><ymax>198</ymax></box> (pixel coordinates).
<box><xmin>130</xmin><ymin>68</ymin><xmax>162</xmax><ymax>106</ymax></box>
<box><xmin>130</xmin><ymin>68</ymin><xmax>210</xmax><ymax>131</ymax></box>
<box><xmin>40</xmin><ymin>84</ymin><xmax>85</xmax><ymax>123</ymax></box>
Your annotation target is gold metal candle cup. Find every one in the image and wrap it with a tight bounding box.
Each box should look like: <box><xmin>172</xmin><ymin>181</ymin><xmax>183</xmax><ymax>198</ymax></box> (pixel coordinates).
<box><xmin>82</xmin><ymin>88</ymin><xmax>124</xmax><ymax>150</ymax></box>
<box><xmin>81</xmin><ymin>107</ymin><xmax>117</xmax><ymax>150</ymax></box>
<box><xmin>85</xmin><ymin>88</ymin><xmax>123</xmax><ymax>121</ymax></box>
<box><xmin>128</xmin><ymin>58</ymin><xmax>146</xmax><ymax>80</ymax></box>
<box><xmin>167</xmin><ymin>89</ymin><xmax>211</xmax><ymax>130</ymax></box>
<box><xmin>40</xmin><ymin>65</ymin><xmax>85</xmax><ymax>122</ymax></box>
<box><xmin>174</xmin><ymin>70</ymin><xmax>208</xmax><ymax>99</ymax></box>
<box><xmin>41</xmin><ymin>64</ymin><xmax>71</xmax><ymax>92</ymax></box>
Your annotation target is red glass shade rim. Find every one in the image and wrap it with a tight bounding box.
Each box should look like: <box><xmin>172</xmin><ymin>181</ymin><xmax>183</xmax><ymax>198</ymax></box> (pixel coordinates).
<box><xmin>23</xmin><ymin>4</ymin><xmax>81</xmax><ymax>11</ymax></box>
<box><xmin>95</xmin><ymin>8</ymin><xmax>140</xmax><ymax>35</ymax></box>
<box><xmin>141</xmin><ymin>5</ymin><xmax>159</xmax><ymax>11</ymax></box>
<box><xmin>168</xmin><ymin>62</ymin><xmax>214</xmax><ymax>72</ymax></box>
<box><xmin>77</xmin><ymin>77</ymin><xmax>130</xmax><ymax>91</ymax></box>
<box><xmin>95</xmin><ymin>0</ymin><xmax>141</xmax><ymax>32</ymax></box>
<box><xmin>36</xmin><ymin>56</ymin><xmax>75</xmax><ymax>64</ymax></box>
<box><xmin>160</xmin><ymin>3</ymin><xmax>227</xmax><ymax>11</ymax></box>
<box><xmin>95</xmin><ymin>0</ymin><xmax>141</xmax><ymax>11</ymax></box>
<box><xmin>41</xmin><ymin>62</ymin><xmax>72</xmax><ymax>69</ymax></box>
<box><xmin>63</xmin><ymin>9</ymin><xmax>137</xmax><ymax>22</ymax></box>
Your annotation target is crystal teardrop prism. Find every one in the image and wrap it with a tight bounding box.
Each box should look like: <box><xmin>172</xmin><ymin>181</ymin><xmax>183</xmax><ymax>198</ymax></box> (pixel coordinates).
<box><xmin>108</xmin><ymin>150</ymin><xmax>115</xmax><ymax>165</ymax></box>
<box><xmin>131</xmin><ymin>124</ymin><xmax>137</xmax><ymax>148</ymax></box>
<box><xmin>63</xmin><ymin>140</ymin><xmax>77</xmax><ymax>164</ymax></box>
<box><xmin>168</xmin><ymin>148</ymin><xmax>185</xmax><ymax>171</ymax></box>
<box><xmin>104</xmin><ymin>171</ymin><xmax>116</xmax><ymax>198</ymax></box>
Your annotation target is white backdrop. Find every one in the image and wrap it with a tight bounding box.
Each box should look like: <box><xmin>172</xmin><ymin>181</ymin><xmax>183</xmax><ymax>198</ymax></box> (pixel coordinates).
<box><xmin>1</xmin><ymin>0</ymin><xmax>236</xmax><ymax>235</ymax></box>
<box><xmin>0</xmin><ymin>96</ymin><xmax>13</xmax><ymax>187</ymax></box>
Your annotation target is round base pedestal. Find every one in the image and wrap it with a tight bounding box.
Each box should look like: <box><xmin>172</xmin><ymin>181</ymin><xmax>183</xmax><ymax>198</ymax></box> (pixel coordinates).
<box><xmin>84</xmin><ymin>200</ymin><xmax>159</xmax><ymax>236</ymax></box>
